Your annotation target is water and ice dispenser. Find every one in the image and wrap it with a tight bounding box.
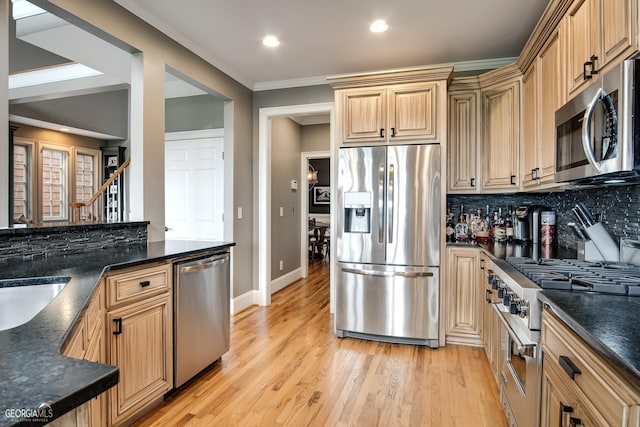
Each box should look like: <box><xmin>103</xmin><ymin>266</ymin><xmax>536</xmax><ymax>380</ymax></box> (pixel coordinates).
<box><xmin>343</xmin><ymin>192</ymin><xmax>371</xmax><ymax>233</ymax></box>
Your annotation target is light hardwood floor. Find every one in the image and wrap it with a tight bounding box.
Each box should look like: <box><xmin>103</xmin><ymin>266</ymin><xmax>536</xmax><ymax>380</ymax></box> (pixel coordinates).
<box><xmin>134</xmin><ymin>261</ymin><xmax>507</xmax><ymax>426</ymax></box>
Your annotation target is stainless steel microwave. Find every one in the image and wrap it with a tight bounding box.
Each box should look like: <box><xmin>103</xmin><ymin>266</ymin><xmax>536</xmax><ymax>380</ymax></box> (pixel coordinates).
<box><xmin>554</xmin><ymin>58</ymin><xmax>640</xmax><ymax>185</ymax></box>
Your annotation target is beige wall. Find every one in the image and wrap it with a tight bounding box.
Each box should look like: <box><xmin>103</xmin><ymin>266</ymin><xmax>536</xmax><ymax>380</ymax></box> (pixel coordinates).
<box><xmin>301</xmin><ymin>124</ymin><xmax>330</xmax><ymax>153</ymax></box>
<box><xmin>270</xmin><ymin>118</ymin><xmax>302</xmax><ymax>280</ymax></box>
<box><xmin>22</xmin><ymin>0</ymin><xmax>255</xmax><ymax>297</ymax></box>
<box><xmin>12</xmin><ymin>123</ymin><xmax>106</xmax><ymax>150</ymax></box>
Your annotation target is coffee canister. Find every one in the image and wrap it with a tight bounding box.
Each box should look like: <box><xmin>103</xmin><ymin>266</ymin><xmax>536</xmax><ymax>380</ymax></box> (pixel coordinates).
<box><xmin>540</xmin><ymin>211</ymin><xmax>556</xmax><ymax>246</ymax></box>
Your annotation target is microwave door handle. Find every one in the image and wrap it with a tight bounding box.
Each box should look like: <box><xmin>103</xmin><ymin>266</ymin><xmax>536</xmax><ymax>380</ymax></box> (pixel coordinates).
<box><xmin>581</xmin><ymin>88</ymin><xmax>604</xmax><ymax>173</ymax></box>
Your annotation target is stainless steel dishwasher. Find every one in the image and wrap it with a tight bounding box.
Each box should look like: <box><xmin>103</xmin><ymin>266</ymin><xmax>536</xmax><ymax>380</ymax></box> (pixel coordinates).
<box><xmin>174</xmin><ymin>251</ymin><xmax>230</xmax><ymax>388</ymax></box>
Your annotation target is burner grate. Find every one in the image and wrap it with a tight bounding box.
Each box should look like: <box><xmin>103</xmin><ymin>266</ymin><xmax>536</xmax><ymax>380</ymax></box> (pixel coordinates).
<box><xmin>505</xmin><ymin>257</ymin><xmax>640</xmax><ymax>296</ymax></box>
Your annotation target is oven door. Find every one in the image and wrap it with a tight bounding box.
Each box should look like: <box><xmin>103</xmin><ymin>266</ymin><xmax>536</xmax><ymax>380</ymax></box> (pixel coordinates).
<box><xmin>494</xmin><ymin>304</ymin><xmax>540</xmax><ymax>427</ymax></box>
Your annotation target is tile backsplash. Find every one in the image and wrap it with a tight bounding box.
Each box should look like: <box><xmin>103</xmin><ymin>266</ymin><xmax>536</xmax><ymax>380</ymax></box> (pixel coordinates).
<box><xmin>447</xmin><ymin>183</ymin><xmax>640</xmax><ymax>250</ymax></box>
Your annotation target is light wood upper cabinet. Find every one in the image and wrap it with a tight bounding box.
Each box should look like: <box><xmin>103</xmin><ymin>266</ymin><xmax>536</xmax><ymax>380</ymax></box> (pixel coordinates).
<box><xmin>481</xmin><ymin>70</ymin><xmax>522</xmax><ymax>192</ymax></box>
<box><xmin>445</xmin><ymin>247</ymin><xmax>483</xmax><ymax>346</ymax></box>
<box><xmin>522</xmin><ymin>26</ymin><xmax>565</xmax><ymax>190</ymax></box>
<box><xmin>387</xmin><ymin>83</ymin><xmax>437</xmax><ymax>140</ymax></box>
<box><xmin>328</xmin><ymin>66</ymin><xmax>452</xmax><ymax>145</ymax></box>
<box><xmin>521</xmin><ymin>63</ymin><xmax>539</xmax><ymax>189</ymax></box>
<box><xmin>341</xmin><ymin>87</ymin><xmax>386</xmax><ymax>142</ymax></box>
<box><xmin>448</xmin><ymin>80</ymin><xmax>481</xmax><ymax>193</ymax></box>
<box><xmin>566</xmin><ymin>0</ymin><xmax>637</xmax><ymax>97</ymax></box>
<box><xmin>339</xmin><ymin>83</ymin><xmax>438</xmax><ymax>143</ymax></box>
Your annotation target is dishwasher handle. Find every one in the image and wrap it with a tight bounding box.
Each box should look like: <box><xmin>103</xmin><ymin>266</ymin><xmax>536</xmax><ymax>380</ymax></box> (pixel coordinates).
<box><xmin>180</xmin><ymin>253</ymin><xmax>229</xmax><ymax>274</ymax></box>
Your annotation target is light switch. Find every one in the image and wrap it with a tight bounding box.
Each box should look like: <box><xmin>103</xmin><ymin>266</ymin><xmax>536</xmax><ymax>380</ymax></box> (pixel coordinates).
<box><xmin>291</xmin><ymin>180</ymin><xmax>298</xmax><ymax>190</ymax></box>
<box><xmin>280</xmin><ymin>207</ymin><xmax>284</xmax><ymax>217</ymax></box>
<box><xmin>237</xmin><ymin>207</ymin><xmax>243</xmax><ymax>219</ymax></box>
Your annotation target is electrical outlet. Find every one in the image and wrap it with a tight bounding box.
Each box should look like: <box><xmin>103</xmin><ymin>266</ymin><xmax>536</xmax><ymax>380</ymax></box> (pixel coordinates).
<box><xmin>279</xmin><ymin>260</ymin><xmax>284</xmax><ymax>271</ymax></box>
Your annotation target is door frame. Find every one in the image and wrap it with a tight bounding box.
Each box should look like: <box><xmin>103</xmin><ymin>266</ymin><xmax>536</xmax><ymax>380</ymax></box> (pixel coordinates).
<box><xmin>301</xmin><ymin>150</ymin><xmax>331</xmax><ymax>279</ymax></box>
<box><xmin>258</xmin><ymin>102</ymin><xmax>335</xmax><ymax>310</ymax></box>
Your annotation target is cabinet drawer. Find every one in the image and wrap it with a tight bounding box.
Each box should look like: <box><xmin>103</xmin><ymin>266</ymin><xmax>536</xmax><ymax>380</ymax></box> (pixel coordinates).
<box><xmin>542</xmin><ymin>309</ymin><xmax>640</xmax><ymax>426</ymax></box>
<box><xmin>106</xmin><ymin>264</ymin><xmax>171</xmax><ymax>308</ymax></box>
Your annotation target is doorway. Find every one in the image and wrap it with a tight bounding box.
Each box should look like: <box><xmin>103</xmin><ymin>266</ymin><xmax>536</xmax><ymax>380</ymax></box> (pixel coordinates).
<box><xmin>165</xmin><ymin>129</ymin><xmax>224</xmax><ymax>240</ymax></box>
<box><xmin>258</xmin><ymin>102</ymin><xmax>335</xmax><ymax>312</ymax></box>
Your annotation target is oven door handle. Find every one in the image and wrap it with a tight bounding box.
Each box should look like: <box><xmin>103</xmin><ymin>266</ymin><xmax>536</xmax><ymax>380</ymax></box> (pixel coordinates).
<box><xmin>492</xmin><ymin>304</ymin><xmax>537</xmax><ymax>358</ymax></box>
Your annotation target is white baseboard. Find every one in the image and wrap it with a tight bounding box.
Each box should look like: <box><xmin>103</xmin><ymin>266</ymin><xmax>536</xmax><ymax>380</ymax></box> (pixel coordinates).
<box><xmin>231</xmin><ymin>290</ymin><xmax>259</xmax><ymax>314</ymax></box>
<box><xmin>232</xmin><ymin>267</ymin><xmax>303</xmax><ymax>314</ymax></box>
<box><xmin>270</xmin><ymin>267</ymin><xmax>302</xmax><ymax>294</ymax></box>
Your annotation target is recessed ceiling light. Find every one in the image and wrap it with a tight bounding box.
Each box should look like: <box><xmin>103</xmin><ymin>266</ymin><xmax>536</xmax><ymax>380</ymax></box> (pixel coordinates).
<box><xmin>369</xmin><ymin>20</ymin><xmax>388</xmax><ymax>33</ymax></box>
<box><xmin>262</xmin><ymin>35</ymin><xmax>280</xmax><ymax>47</ymax></box>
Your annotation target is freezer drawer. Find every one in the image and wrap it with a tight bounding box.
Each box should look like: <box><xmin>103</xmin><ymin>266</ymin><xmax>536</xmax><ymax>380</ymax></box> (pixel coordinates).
<box><xmin>336</xmin><ymin>263</ymin><xmax>439</xmax><ymax>347</ymax></box>
<box><xmin>174</xmin><ymin>252</ymin><xmax>230</xmax><ymax>388</ymax></box>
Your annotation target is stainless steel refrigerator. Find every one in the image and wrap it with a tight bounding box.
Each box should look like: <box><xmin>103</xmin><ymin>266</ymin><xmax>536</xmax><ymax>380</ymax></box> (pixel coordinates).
<box><xmin>336</xmin><ymin>144</ymin><xmax>440</xmax><ymax>347</ymax></box>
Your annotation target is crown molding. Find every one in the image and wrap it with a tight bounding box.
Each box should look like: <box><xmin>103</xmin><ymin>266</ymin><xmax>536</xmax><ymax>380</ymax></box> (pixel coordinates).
<box><xmin>253</xmin><ymin>75</ymin><xmax>329</xmax><ymax>91</ymax></box>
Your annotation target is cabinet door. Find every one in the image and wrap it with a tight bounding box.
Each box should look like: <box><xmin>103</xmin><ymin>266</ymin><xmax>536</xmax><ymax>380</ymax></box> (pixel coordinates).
<box><xmin>388</xmin><ymin>83</ymin><xmax>437</xmax><ymax>140</ymax></box>
<box><xmin>600</xmin><ymin>0</ymin><xmax>636</xmax><ymax>73</ymax></box>
<box><xmin>566</xmin><ymin>0</ymin><xmax>599</xmax><ymax>96</ymax></box>
<box><xmin>108</xmin><ymin>295</ymin><xmax>172</xmax><ymax>426</ymax></box>
<box><xmin>521</xmin><ymin>64</ymin><xmax>539</xmax><ymax>189</ymax></box>
<box><xmin>538</xmin><ymin>28</ymin><xmax>565</xmax><ymax>185</ymax></box>
<box><xmin>448</xmin><ymin>90</ymin><xmax>480</xmax><ymax>193</ymax></box>
<box><xmin>85</xmin><ymin>327</ymin><xmax>106</xmax><ymax>427</ymax></box>
<box><xmin>445</xmin><ymin>248</ymin><xmax>482</xmax><ymax>346</ymax></box>
<box><xmin>540</xmin><ymin>361</ymin><xmax>602</xmax><ymax>427</ymax></box>
<box><xmin>482</xmin><ymin>79</ymin><xmax>521</xmax><ymax>191</ymax></box>
<box><xmin>341</xmin><ymin>87</ymin><xmax>387</xmax><ymax>142</ymax></box>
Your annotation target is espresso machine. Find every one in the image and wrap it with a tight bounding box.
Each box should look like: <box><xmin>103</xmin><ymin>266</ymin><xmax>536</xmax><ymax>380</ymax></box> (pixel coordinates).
<box><xmin>513</xmin><ymin>205</ymin><xmax>548</xmax><ymax>244</ymax></box>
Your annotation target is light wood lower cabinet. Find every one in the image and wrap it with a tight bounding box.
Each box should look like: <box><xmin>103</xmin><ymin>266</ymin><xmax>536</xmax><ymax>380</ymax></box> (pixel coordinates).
<box><xmin>445</xmin><ymin>247</ymin><xmax>483</xmax><ymax>346</ymax></box>
<box><xmin>541</xmin><ymin>306</ymin><xmax>640</xmax><ymax>426</ymax></box>
<box><xmin>61</xmin><ymin>287</ymin><xmax>106</xmax><ymax>427</ymax></box>
<box><xmin>105</xmin><ymin>263</ymin><xmax>173</xmax><ymax>426</ymax></box>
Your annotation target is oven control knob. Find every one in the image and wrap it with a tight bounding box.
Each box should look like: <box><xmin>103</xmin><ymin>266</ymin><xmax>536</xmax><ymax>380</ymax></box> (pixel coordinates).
<box><xmin>497</xmin><ymin>285</ymin><xmax>506</xmax><ymax>298</ymax></box>
<box><xmin>491</xmin><ymin>277</ymin><xmax>500</xmax><ymax>290</ymax></box>
<box><xmin>503</xmin><ymin>291</ymin><xmax>513</xmax><ymax>306</ymax></box>
<box><xmin>510</xmin><ymin>299</ymin><xmax>521</xmax><ymax>315</ymax></box>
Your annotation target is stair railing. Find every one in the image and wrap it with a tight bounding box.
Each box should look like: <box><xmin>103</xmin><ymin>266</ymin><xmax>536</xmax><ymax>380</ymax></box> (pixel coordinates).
<box><xmin>70</xmin><ymin>158</ymin><xmax>130</xmax><ymax>222</ymax></box>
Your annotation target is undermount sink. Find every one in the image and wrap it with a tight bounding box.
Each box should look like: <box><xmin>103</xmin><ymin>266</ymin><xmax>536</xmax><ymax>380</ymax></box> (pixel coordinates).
<box><xmin>0</xmin><ymin>277</ymin><xmax>70</xmax><ymax>331</ymax></box>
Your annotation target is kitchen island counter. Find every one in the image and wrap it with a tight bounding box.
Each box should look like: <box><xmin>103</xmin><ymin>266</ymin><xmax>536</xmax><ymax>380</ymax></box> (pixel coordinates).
<box><xmin>0</xmin><ymin>240</ymin><xmax>235</xmax><ymax>427</ymax></box>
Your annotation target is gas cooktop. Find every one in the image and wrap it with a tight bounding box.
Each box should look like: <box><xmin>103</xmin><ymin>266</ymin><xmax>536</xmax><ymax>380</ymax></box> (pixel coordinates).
<box><xmin>505</xmin><ymin>257</ymin><xmax>640</xmax><ymax>296</ymax></box>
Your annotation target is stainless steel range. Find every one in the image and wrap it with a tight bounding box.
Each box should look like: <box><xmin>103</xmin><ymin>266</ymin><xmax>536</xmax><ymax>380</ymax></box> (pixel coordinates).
<box><xmin>488</xmin><ymin>249</ymin><xmax>640</xmax><ymax>427</ymax></box>
<box><xmin>486</xmin><ymin>259</ymin><xmax>541</xmax><ymax>427</ymax></box>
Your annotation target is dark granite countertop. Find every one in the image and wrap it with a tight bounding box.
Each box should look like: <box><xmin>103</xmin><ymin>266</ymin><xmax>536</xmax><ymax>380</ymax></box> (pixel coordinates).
<box><xmin>539</xmin><ymin>291</ymin><xmax>640</xmax><ymax>390</ymax></box>
<box><xmin>446</xmin><ymin>241</ymin><xmax>577</xmax><ymax>260</ymax></box>
<box><xmin>0</xmin><ymin>220</ymin><xmax>150</xmax><ymax>236</ymax></box>
<box><xmin>0</xmin><ymin>240</ymin><xmax>235</xmax><ymax>426</ymax></box>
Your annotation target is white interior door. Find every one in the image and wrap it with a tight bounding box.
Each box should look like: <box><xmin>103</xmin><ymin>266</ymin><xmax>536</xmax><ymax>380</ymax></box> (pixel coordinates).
<box><xmin>165</xmin><ymin>134</ymin><xmax>224</xmax><ymax>240</ymax></box>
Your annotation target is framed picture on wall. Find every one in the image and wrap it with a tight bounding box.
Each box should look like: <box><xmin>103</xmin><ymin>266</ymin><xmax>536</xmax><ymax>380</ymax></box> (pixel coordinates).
<box><xmin>313</xmin><ymin>186</ymin><xmax>331</xmax><ymax>205</ymax></box>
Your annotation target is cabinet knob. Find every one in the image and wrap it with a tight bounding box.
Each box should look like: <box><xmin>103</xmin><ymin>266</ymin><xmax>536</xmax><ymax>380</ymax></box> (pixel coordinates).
<box><xmin>510</xmin><ymin>175</ymin><xmax>516</xmax><ymax>185</ymax></box>
<box><xmin>379</xmin><ymin>128</ymin><xmax>385</xmax><ymax>138</ymax></box>
<box><xmin>390</xmin><ymin>127</ymin><xmax>396</xmax><ymax>137</ymax></box>
<box><xmin>470</xmin><ymin>177</ymin><xmax>475</xmax><ymax>187</ymax></box>
<box><xmin>140</xmin><ymin>280</ymin><xmax>151</xmax><ymax>288</ymax></box>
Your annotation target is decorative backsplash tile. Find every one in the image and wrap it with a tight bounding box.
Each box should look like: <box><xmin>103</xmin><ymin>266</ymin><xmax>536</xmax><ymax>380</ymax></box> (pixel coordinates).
<box><xmin>0</xmin><ymin>222</ymin><xmax>148</xmax><ymax>262</ymax></box>
<box><xmin>447</xmin><ymin>184</ymin><xmax>640</xmax><ymax>250</ymax></box>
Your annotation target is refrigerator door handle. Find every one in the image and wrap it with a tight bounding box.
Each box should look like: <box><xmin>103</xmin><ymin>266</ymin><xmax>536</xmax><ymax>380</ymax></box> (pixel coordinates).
<box><xmin>341</xmin><ymin>267</ymin><xmax>433</xmax><ymax>278</ymax></box>
<box><xmin>388</xmin><ymin>163</ymin><xmax>394</xmax><ymax>244</ymax></box>
<box><xmin>378</xmin><ymin>163</ymin><xmax>385</xmax><ymax>244</ymax></box>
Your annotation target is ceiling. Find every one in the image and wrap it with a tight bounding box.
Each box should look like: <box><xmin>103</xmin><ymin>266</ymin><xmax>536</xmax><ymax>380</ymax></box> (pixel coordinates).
<box><xmin>114</xmin><ymin>0</ymin><xmax>550</xmax><ymax>90</ymax></box>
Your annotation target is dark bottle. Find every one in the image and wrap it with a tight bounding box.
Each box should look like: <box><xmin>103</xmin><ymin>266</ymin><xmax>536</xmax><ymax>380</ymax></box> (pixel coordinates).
<box><xmin>446</xmin><ymin>208</ymin><xmax>455</xmax><ymax>242</ymax></box>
